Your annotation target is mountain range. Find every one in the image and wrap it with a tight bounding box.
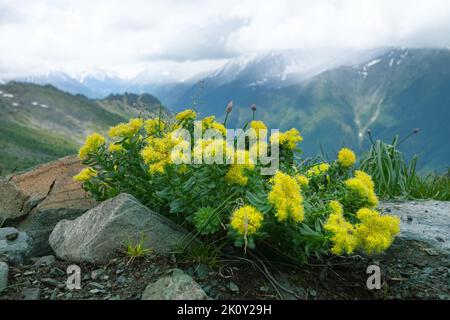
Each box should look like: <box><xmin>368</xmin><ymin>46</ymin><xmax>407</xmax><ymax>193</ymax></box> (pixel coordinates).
<box><xmin>0</xmin><ymin>82</ymin><xmax>167</xmax><ymax>175</ymax></box>
<box><xmin>2</xmin><ymin>47</ymin><xmax>450</xmax><ymax>172</ymax></box>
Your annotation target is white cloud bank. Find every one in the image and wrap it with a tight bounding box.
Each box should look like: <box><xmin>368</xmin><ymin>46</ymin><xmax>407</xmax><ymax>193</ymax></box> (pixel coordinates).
<box><xmin>1</xmin><ymin>0</ymin><xmax>450</xmax><ymax>79</ymax></box>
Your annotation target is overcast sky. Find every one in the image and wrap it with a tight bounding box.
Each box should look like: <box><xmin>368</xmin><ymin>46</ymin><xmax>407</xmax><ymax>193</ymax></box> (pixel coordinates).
<box><xmin>1</xmin><ymin>0</ymin><xmax>450</xmax><ymax>79</ymax></box>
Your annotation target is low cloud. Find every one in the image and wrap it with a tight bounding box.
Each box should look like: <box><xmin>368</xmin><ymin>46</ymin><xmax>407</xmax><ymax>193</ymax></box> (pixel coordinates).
<box><xmin>1</xmin><ymin>0</ymin><xmax>450</xmax><ymax>79</ymax></box>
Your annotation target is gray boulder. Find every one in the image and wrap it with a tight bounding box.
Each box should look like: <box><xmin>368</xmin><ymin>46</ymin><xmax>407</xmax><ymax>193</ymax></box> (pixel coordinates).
<box><xmin>49</xmin><ymin>194</ymin><xmax>190</xmax><ymax>264</ymax></box>
<box><xmin>0</xmin><ymin>228</ymin><xmax>31</xmax><ymax>264</ymax></box>
<box><xmin>379</xmin><ymin>201</ymin><xmax>450</xmax><ymax>253</ymax></box>
<box><xmin>141</xmin><ymin>269</ymin><xmax>208</xmax><ymax>300</ymax></box>
<box><xmin>0</xmin><ymin>261</ymin><xmax>8</xmax><ymax>293</ymax></box>
<box><xmin>18</xmin><ymin>207</ymin><xmax>89</xmax><ymax>257</ymax></box>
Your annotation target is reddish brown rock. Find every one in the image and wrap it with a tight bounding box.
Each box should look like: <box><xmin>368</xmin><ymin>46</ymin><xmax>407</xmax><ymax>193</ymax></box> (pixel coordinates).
<box><xmin>10</xmin><ymin>155</ymin><xmax>96</xmax><ymax>212</ymax></box>
<box><xmin>7</xmin><ymin>156</ymin><xmax>97</xmax><ymax>255</ymax></box>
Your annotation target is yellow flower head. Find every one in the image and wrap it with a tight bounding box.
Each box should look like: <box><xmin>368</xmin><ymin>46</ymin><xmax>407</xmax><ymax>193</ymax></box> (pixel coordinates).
<box><xmin>355</xmin><ymin>170</ymin><xmax>375</xmax><ymax>191</ymax></box>
<box><xmin>345</xmin><ymin>171</ymin><xmax>378</xmax><ymax>207</ymax></box>
<box><xmin>108</xmin><ymin>143</ymin><xmax>124</xmax><ymax>153</ymax></box>
<box><xmin>73</xmin><ymin>167</ymin><xmax>97</xmax><ymax>182</ymax></box>
<box><xmin>307</xmin><ymin>163</ymin><xmax>330</xmax><ymax>177</ymax></box>
<box><xmin>230</xmin><ymin>205</ymin><xmax>264</xmax><ymax>236</ymax></box>
<box><xmin>141</xmin><ymin>134</ymin><xmax>180</xmax><ymax>174</ymax></box>
<box><xmin>202</xmin><ymin>116</ymin><xmax>215</xmax><ymax>127</ymax></box>
<box><xmin>329</xmin><ymin>200</ymin><xmax>343</xmax><ymax>215</ymax></box>
<box><xmin>175</xmin><ymin>109</ymin><xmax>197</xmax><ymax>122</ymax></box>
<box><xmin>225</xmin><ymin>165</ymin><xmax>249</xmax><ymax>186</ymax></box>
<box><xmin>250</xmin><ymin>120</ymin><xmax>268</xmax><ymax>138</ymax></box>
<box><xmin>144</xmin><ymin>118</ymin><xmax>165</xmax><ymax>134</ymax></box>
<box><xmin>267</xmin><ymin>171</ymin><xmax>304</xmax><ymax>223</ymax></box>
<box><xmin>324</xmin><ymin>201</ymin><xmax>357</xmax><ymax>255</ymax></box>
<box><xmin>338</xmin><ymin>147</ymin><xmax>356</xmax><ymax>168</ymax></box>
<box><xmin>225</xmin><ymin>149</ymin><xmax>255</xmax><ymax>186</ymax></box>
<box><xmin>78</xmin><ymin>133</ymin><xmax>106</xmax><ymax>160</ymax></box>
<box><xmin>108</xmin><ymin>118</ymin><xmax>143</xmax><ymax>138</ymax></box>
<box><xmin>295</xmin><ymin>174</ymin><xmax>310</xmax><ymax>188</ymax></box>
<box><xmin>355</xmin><ymin>208</ymin><xmax>400</xmax><ymax>254</ymax></box>
<box><xmin>211</xmin><ymin>122</ymin><xmax>227</xmax><ymax>136</ymax></box>
<box><xmin>270</xmin><ymin>128</ymin><xmax>303</xmax><ymax>150</ymax></box>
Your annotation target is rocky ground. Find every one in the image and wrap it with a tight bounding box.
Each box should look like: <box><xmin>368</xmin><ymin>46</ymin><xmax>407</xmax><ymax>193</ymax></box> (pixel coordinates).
<box><xmin>0</xmin><ymin>157</ymin><xmax>449</xmax><ymax>300</ymax></box>
<box><xmin>1</xmin><ymin>201</ymin><xmax>449</xmax><ymax>301</ymax></box>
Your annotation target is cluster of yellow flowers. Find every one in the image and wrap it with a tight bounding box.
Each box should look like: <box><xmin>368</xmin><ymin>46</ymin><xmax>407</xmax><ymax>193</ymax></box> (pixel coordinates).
<box><xmin>175</xmin><ymin>109</ymin><xmax>197</xmax><ymax>122</ymax></box>
<box><xmin>270</xmin><ymin>128</ymin><xmax>303</xmax><ymax>150</ymax></box>
<box><xmin>144</xmin><ymin>118</ymin><xmax>165</xmax><ymax>135</ymax></box>
<box><xmin>108</xmin><ymin>143</ymin><xmax>124</xmax><ymax>153</ymax></box>
<box><xmin>230</xmin><ymin>205</ymin><xmax>264</xmax><ymax>235</ymax></box>
<box><xmin>78</xmin><ymin>133</ymin><xmax>106</xmax><ymax>160</ymax></box>
<box><xmin>324</xmin><ymin>201</ymin><xmax>358</xmax><ymax>255</ymax></box>
<box><xmin>224</xmin><ymin>150</ymin><xmax>255</xmax><ymax>186</ymax></box>
<box><xmin>345</xmin><ymin>170</ymin><xmax>379</xmax><ymax>207</ymax></box>
<box><xmin>295</xmin><ymin>174</ymin><xmax>310</xmax><ymax>187</ymax></box>
<box><xmin>250</xmin><ymin>120</ymin><xmax>268</xmax><ymax>138</ymax></box>
<box><xmin>355</xmin><ymin>208</ymin><xmax>400</xmax><ymax>254</ymax></box>
<box><xmin>268</xmin><ymin>171</ymin><xmax>305</xmax><ymax>223</ymax></box>
<box><xmin>141</xmin><ymin>135</ymin><xmax>180</xmax><ymax>174</ymax></box>
<box><xmin>338</xmin><ymin>147</ymin><xmax>356</xmax><ymax>168</ymax></box>
<box><xmin>324</xmin><ymin>201</ymin><xmax>400</xmax><ymax>255</ymax></box>
<box><xmin>202</xmin><ymin>116</ymin><xmax>227</xmax><ymax>135</ymax></box>
<box><xmin>73</xmin><ymin>167</ymin><xmax>97</xmax><ymax>182</ymax></box>
<box><xmin>74</xmin><ymin>108</ymin><xmax>400</xmax><ymax>257</ymax></box>
<box><xmin>108</xmin><ymin>118</ymin><xmax>143</xmax><ymax>138</ymax></box>
<box><xmin>307</xmin><ymin>163</ymin><xmax>330</xmax><ymax>176</ymax></box>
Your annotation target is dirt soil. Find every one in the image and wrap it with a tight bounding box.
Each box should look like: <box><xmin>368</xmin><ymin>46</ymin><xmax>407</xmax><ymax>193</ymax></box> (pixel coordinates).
<box><xmin>1</xmin><ymin>237</ymin><xmax>449</xmax><ymax>300</ymax></box>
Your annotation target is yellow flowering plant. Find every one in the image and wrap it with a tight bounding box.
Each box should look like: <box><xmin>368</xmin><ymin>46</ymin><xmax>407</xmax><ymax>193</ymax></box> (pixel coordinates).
<box><xmin>74</xmin><ymin>108</ymin><xmax>400</xmax><ymax>263</ymax></box>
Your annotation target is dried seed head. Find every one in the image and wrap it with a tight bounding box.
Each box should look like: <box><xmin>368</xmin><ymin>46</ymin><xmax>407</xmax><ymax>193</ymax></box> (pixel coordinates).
<box><xmin>367</xmin><ymin>129</ymin><xmax>372</xmax><ymax>134</ymax></box>
<box><xmin>226</xmin><ymin>101</ymin><xmax>233</xmax><ymax>113</ymax></box>
<box><xmin>413</xmin><ymin>128</ymin><xmax>420</xmax><ymax>134</ymax></box>
<box><xmin>251</xmin><ymin>104</ymin><xmax>257</xmax><ymax>111</ymax></box>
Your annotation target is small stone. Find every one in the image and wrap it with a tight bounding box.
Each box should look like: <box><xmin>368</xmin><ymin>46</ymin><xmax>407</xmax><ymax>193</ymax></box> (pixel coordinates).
<box><xmin>0</xmin><ymin>228</ymin><xmax>32</xmax><ymax>265</ymax></box>
<box><xmin>310</xmin><ymin>289</ymin><xmax>317</xmax><ymax>297</ymax></box>
<box><xmin>195</xmin><ymin>263</ymin><xmax>210</xmax><ymax>279</ymax></box>
<box><xmin>423</xmin><ymin>267</ymin><xmax>434</xmax><ymax>275</ymax></box>
<box><xmin>22</xmin><ymin>287</ymin><xmax>41</xmax><ymax>300</ymax></box>
<box><xmin>33</xmin><ymin>255</ymin><xmax>56</xmax><ymax>267</ymax></box>
<box><xmin>89</xmin><ymin>282</ymin><xmax>105</xmax><ymax>290</ymax></box>
<box><xmin>50</xmin><ymin>267</ymin><xmax>65</xmax><ymax>277</ymax></box>
<box><xmin>50</xmin><ymin>288</ymin><xmax>58</xmax><ymax>300</ymax></box>
<box><xmin>89</xmin><ymin>289</ymin><xmax>102</xmax><ymax>294</ymax></box>
<box><xmin>115</xmin><ymin>275</ymin><xmax>126</xmax><ymax>285</ymax></box>
<box><xmin>41</xmin><ymin>278</ymin><xmax>60</xmax><ymax>287</ymax></box>
<box><xmin>259</xmin><ymin>286</ymin><xmax>269</xmax><ymax>292</ymax></box>
<box><xmin>5</xmin><ymin>232</ymin><xmax>19</xmax><ymax>241</ymax></box>
<box><xmin>436</xmin><ymin>236</ymin><xmax>445</xmax><ymax>243</ymax></box>
<box><xmin>0</xmin><ymin>261</ymin><xmax>9</xmax><ymax>293</ymax></box>
<box><xmin>91</xmin><ymin>269</ymin><xmax>106</xmax><ymax>280</ymax></box>
<box><xmin>141</xmin><ymin>269</ymin><xmax>208</xmax><ymax>300</ymax></box>
<box><xmin>424</xmin><ymin>248</ymin><xmax>439</xmax><ymax>256</ymax></box>
<box><xmin>228</xmin><ymin>281</ymin><xmax>239</xmax><ymax>293</ymax></box>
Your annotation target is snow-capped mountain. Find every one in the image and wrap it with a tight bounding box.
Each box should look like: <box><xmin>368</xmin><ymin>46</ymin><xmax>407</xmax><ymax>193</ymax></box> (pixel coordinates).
<box><xmin>201</xmin><ymin>48</ymin><xmax>389</xmax><ymax>89</ymax></box>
